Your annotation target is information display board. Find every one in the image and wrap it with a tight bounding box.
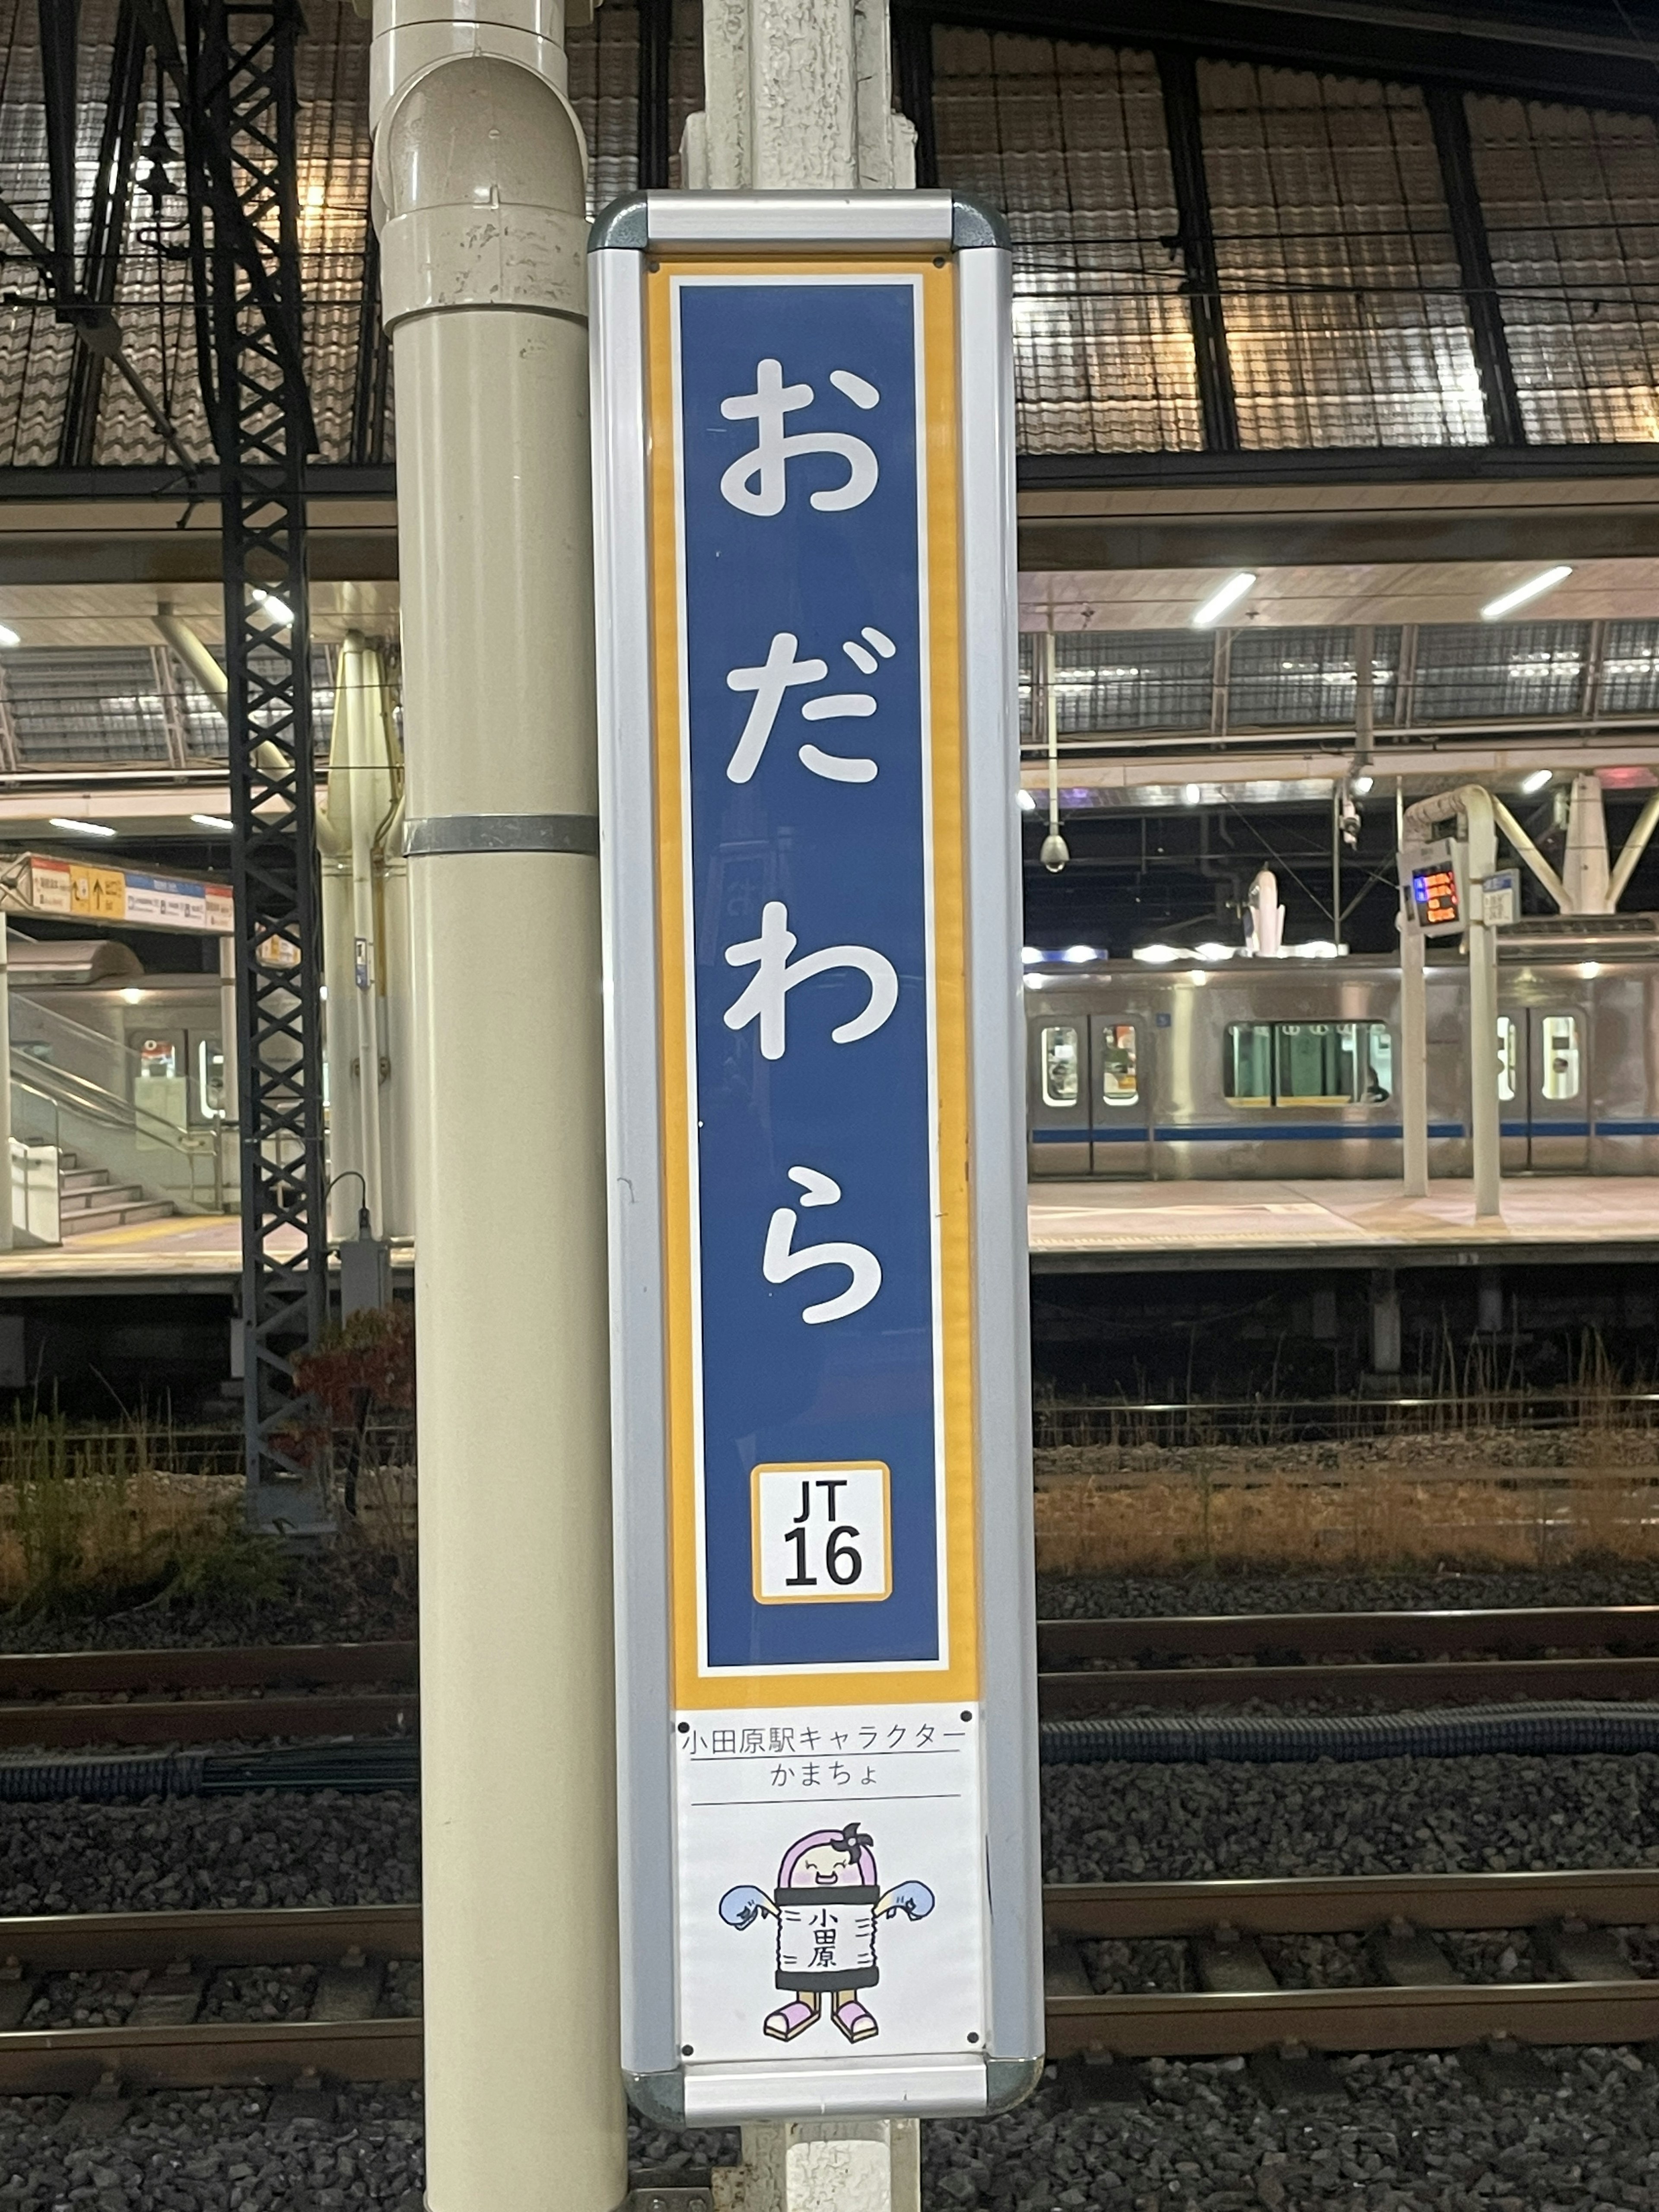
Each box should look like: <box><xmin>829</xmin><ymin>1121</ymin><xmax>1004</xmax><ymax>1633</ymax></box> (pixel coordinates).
<box><xmin>591</xmin><ymin>192</ymin><xmax>1042</xmax><ymax>2128</ymax></box>
<box><xmin>1403</xmin><ymin>836</ymin><xmax>1468</xmax><ymax>938</ymax></box>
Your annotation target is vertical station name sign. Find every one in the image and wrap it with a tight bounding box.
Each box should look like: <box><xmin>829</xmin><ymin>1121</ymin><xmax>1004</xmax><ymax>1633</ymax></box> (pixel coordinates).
<box><xmin>593</xmin><ymin>192</ymin><xmax>1042</xmax><ymax>2128</ymax></box>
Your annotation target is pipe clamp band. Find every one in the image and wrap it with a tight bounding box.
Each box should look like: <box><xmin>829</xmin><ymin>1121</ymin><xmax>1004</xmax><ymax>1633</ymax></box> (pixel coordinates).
<box><xmin>404</xmin><ymin>813</ymin><xmax>600</xmax><ymax>858</ymax></box>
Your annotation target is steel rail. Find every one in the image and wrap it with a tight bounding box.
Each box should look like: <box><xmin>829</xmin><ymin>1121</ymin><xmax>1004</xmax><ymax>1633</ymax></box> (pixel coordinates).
<box><xmin>1043</xmin><ymin>1867</ymin><xmax>1659</xmax><ymax>1939</ymax></box>
<box><xmin>1039</xmin><ymin>1655</ymin><xmax>1659</xmax><ymax>1713</ymax></box>
<box><xmin>1036</xmin><ymin>1607</ymin><xmax>1659</xmax><ymax>1665</ymax></box>
<box><xmin>0</xmin><ymin>1643</ymin><xmax>418</xmax><ymax>1695</ymax></box>
<box><xmin>0</xmin><ymin>1905</ymin><xmax>422</xmax><ymax>2092</ymax></box>
<box><xmin>1043</xmin><ymin>1981</ymin><xmax>1659</xmax><ymax>2061</ymax></box>
<box><xmin>0</xmin><ymin>1694</ymin><xmax>417</xmax><ymax>1748</ymax></box>
<box><xmin>0</xmin><ymin>1879</ymin><xmax>1653</xmax><ymax>2088</ymax></box>
<box><xmin>1044</xmin><ymin>1867</ymin><xmax>1659</xmax><ymax>2059</ymax></box>
<box><xmin>0</xmin><ymin>1643</ymin><xmax>418</xmax><ymax>1749</ymax></box>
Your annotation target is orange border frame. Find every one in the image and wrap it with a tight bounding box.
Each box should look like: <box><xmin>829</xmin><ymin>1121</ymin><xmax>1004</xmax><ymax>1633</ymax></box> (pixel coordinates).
<box><xmin>647</xmin><ymin>256</ymin><xmax>979</xmax><ymax>1710</ymax></box>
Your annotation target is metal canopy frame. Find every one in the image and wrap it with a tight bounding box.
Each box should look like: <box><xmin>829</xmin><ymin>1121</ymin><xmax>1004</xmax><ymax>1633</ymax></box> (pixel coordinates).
<box><xmin>181</xmin><ymin>0</ymin><xmax>330</xmax><ymax>1533</ymax></box>
<box><xmin>885</xmin><ymin>0</ymin><xmax>1659</xmax><ymax>482</ymax></box>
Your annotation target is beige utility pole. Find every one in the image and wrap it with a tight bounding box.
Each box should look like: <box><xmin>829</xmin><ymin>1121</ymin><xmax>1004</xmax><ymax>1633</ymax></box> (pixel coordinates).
<box><xmin>683</xmin><ymin>6</ymin><xmax>925</xmax><ymax>2207</ymax></box>
<box><xmin>370</xmin><ymin>3</ymin><xmax>625</xmax><ymax>2211</ymax></box>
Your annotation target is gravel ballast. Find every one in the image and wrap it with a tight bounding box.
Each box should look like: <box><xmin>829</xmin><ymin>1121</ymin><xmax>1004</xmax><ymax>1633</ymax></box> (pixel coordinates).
<box><xmin>0</xmin><ymin>2085</ymin><xmax>426</xmax><ymax>2210</ymax></box>
<box><xmin>0</xmin><ymin>1792</ymin><xmax>419</xmax><ymax>1914</ymax></box>
<box><xmin>1042</xmin><ymin>1749</ymin><xmax>1659</xmax><ymax>1882</ymax></box>
<box><xmin>0</xmin><ymin>1552</ymin><xmax>416</xmax><ymax>1656</ymax></box>
<box><xmin>924</xmin><ymin>2045</ymin><xmax>1659</xmax><ymax>2211</ymax></box>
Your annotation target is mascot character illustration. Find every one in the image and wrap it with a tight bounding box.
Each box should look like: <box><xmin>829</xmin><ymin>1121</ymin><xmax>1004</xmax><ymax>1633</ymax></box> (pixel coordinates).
<box><xmin>718</xmin><ymin>1823</ymin><xmax>935</xmax><ymax>2044</ymax></box>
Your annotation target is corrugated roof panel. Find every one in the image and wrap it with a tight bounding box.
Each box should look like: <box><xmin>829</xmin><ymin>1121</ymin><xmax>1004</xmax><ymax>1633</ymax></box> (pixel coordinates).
<box><xmin>1200</xmin><ymin>60</ymin><xmax>1487</xmax><ymax>449</ymax></box>
<box><xmin>1469</xmin><ymin>94</ymin><xmax>1659</xmax><ymax>446</ymax></box>
<box><xmin>932</xmin><ymin>27</ymin><xmax>1202</xmax><ymax>455</ymax></box>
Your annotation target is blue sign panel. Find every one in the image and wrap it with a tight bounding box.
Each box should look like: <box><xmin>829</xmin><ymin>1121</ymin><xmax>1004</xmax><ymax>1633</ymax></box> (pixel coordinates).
<box><xmin>673</xmin><ymin>276</ymin><xmax>943</xmax><ymax>1674</ymax></box>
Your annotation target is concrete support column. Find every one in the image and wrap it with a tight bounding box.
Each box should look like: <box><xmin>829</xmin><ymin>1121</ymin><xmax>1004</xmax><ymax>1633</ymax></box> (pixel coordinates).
<box><xmin>0</xmin><ymin>916</ymin><xmax>13</xmax><ymax>1254</ymax></box>
<box><xmin>1465</xmin><ymin>791</ymin><xmax>1502</xmax><ymax>1225</ymax></box>
<box><xmin>1369</xmin><ymin>1269</ymin><xmax>1401</xmax><ymax>1378</ymax></box>
<box><xmin>680</xmin><ymin>8</ymin><xmax>928</xmax><ymax>2207</ymax></box>
<box><xmin>1564</xmin><ymin>770</ymin><xmax>1611</xmax><ymax>916</ymax></box>
<box><xmin>684</xmin><ymin>0</ymin><xmax>915</xmax><ymax>188</ymax></box>
<box><xmin>372</xmin><ymin>13</ymin><xmax>624</xmax><ymax>2212</ymax></box>
<box><xmin>712</xmin><ymin>2121</ymin><xmax>921</xmax><ymax>2212</ymax></box>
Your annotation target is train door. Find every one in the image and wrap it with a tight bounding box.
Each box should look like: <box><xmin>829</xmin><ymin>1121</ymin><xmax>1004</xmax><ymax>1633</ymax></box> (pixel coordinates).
<box><xmin>1088</xmin><ymin>1014</ymin><xmax>1150</xmax><ymax>1176</ymax></box>
<box><xmin>1028</xmin><ymin>1016</ymin><xmax>1089</xmax><ymax>1178</ymax></box>
<box><xmin>127</xmin><ymin>1027</ymin><xmax>189</xmax><ymax>1139</ymax></box>
<box><xmin>1526</xmin><ymin>1006</ymin><xmax>1590</xmax><ymax>1170</ymax></box>
<box><xmin>1497</xmin><ymin>1007</ymin><xmax>1589</xmax><ymax>1171</ymax></box>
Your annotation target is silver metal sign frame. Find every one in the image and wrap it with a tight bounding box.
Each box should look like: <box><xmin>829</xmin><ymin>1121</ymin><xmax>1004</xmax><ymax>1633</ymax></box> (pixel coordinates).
<box><xmin>591</xmin><ymin>188</ymin><xmax>1041</xmax><ymax>2127</ymax></box>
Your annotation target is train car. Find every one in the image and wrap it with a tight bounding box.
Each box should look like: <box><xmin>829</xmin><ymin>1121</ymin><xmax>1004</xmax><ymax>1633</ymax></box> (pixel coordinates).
<box><xmin>1025</xmin><ymin>918</ymin><xmax>1659</xmax><ymax>1182</ymax></box>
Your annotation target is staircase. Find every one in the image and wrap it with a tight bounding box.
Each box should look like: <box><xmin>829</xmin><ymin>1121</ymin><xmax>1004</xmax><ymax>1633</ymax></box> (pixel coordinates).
<box><xmin>57</xmin><ymin>1153</ymin><xmax>175</xmax><ymax>1238</ymax></box>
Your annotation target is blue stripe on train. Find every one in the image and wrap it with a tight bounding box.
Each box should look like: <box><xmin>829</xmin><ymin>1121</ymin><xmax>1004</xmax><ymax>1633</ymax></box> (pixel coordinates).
<box><xmin>1036</xmin><ymin>1121</ymin><xmax>1627</xmax><ymax>1145</ymax></box>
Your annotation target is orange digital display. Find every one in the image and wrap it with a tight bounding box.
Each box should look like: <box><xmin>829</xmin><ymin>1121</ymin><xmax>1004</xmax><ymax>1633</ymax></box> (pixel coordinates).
<box><xmin>1413</xmin><ymin>864</ymin><xmax>1459</xmax><ymax>928</ymax></box>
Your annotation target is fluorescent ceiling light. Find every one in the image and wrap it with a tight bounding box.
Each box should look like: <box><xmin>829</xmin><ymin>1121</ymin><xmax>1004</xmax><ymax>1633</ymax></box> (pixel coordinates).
<box><xmin>1194</xmin><ymin>941</ymin><xmax>1236</xmax><ymax>961</ymax></box>
<box><xmin>1519</xmin><ymin>768</ymin><xmax>1552</xmax><ymax>795</ymax></box>
<box><xmin>1133</xmin><ymin>943</ymin><xmax>1190</xmax><ymax>964</ymax></box>
<box><xmin>1481</xmin><ymin>565</ymin><xmax>1572</xmax><ymax>621</ymax></box>
<box><xmin>1016</xmin><ymin>788</ymin><xmax>1037</xmax><ymax>814</ymax></box>
<box><xmin>251</xmin><ymin>588</ymin><xmax>295</xmax><ymax>626</ymax></box>
<box><xmin>1020</xmin><ymin>946</ymin><xmax>1042</xmax><ymax>966</ymax></box>
<box><xmin>191</xmin><ymin>812</ymin><xmax>236</xmax><ymax>832</ymax></box>
<box><xmin>0</xmin><ymin>625</ymin><xmax>18</xmax><ymax>650</ymax></box>
<box><xmin>119</xmin><ymin>987</ymin><xmax>144</xmax><ymax>1005</ymax></box>
<box><xmin>1062</xmin><ymin>944</ymin><xmax>1097</xmax><ymax>964</ymax></box>
<box><xmin>1191</xmin><ymin>571</ymin><xmax>1256</xmax><ymax>628</ymax></box>
<box><xmin>1353</xmin><ymin>773</ymin><xmax>1373</xmax><ymax>795</ymax></box>
<box><xmin>1182</xmin><ymin>783</ymin><xmax>1201</xmax><ymax>806</ymax></box>
<box><xmin>1290</xmin><ymin>939</ymin><xmax>1343</xmax><ymax>959</ymax></box>
<box><xmin>48</xmin><ymin>817</ymin><xmax>115</xmax><ymax>839</ymax></box>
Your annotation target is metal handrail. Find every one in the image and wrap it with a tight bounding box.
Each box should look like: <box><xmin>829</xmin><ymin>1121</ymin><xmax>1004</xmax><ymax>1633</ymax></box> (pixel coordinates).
<box><xmin>11</xmin><ymin>1055</ymin><xmax>222</xmax><ymax>1214</ymax></box>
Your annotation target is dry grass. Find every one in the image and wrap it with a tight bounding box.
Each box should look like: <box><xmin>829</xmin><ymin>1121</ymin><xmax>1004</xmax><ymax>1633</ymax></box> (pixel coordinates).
<box><xmin>0</xmin><ymin>1412</ymin><xmax>264</xmax><ymax>1617</ymax></box>
<box><xmin>1033</xmin><ymin>1446</ymin><xmax>1659</xmax><ymax>1579</ymax></box>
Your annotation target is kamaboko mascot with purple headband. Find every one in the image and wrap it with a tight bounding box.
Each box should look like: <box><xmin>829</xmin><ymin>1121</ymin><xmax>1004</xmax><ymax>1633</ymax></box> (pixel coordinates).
<box><xmin>718</xmin><ymin>1823</ymin><xmax>936</xmax><ymax>2044</ymax></box>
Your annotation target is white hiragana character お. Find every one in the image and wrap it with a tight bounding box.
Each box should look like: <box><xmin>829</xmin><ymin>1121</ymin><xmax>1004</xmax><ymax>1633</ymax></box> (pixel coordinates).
<box><xmin>720</xmin><ymin>359</ymin><xmax>881</xmax><ymax>517</ymax></box>
<box><xmin>723</xmin><ymin>901</ymin><xmax>897</xmax><ymax>1062</ymax></box>
<box><xmin>725</xmin><ymin>626</ymin><xmax>899</xmax><ymax>786</ymax></box>
<box><xmin>762</xmin><ymin>1166</ymin><xmax>881</xmax><ymax>1324</ymax></box>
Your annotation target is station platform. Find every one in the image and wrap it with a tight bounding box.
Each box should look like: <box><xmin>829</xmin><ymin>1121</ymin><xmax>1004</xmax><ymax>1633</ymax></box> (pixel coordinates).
<box><xmin>1029</xmin><ymin>1176</ymin><xmax>1659</xmax><ymax>1273</ymax></box>
<box><xmin>0</xmin><ymin>1214</ymin><xmax>414</xmax><ymax>1295</ymax></box>
<box><xmin>0</xmin><ymin>1184</ymin><xmax>1651</xmax><ymax>1290</ymax></box>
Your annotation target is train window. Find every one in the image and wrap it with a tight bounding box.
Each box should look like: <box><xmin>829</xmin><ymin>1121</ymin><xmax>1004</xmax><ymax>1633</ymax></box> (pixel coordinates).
<box><xmin>1497</xmin><ymin>1017</ymin><xmax>1518</xmax><ymax>1103</ymax></box>
<box><xmin>1224</xmin><ymin>1023</ymin><xmax>1273</xmax><ymax>1106</ymax></box>
<box><xmin>1099</xmin><ymin>1024</ymin><xmax>1138</xmax><ymax>1107</ymax></box>
<box><xmin>1228</xmin><ymin>1020</ymin><xmax>1392</xmax><ymax>1106</ymax></box>
<box><xmin>197</xmin><ymin>1039</ymin><xmax>226</xmax><ymax>1121</ymax></box>
<box><xmin>1276</xmin><ymin>1023</ymin><xmax>1354</xmax><ymax>1107</ymax></box>
<box><xmin>1363</xmin><ymin>1025</ymin><xmax>1392</xmax><ymax>1103</ymax></box>
<box><xmin>1541</xmin><ymin>1013</ymin><xmax>1582</xmax><ymax>1101</ymax></box>
<box><xmin>1040</xmin><ymin>1025</ymin><xmax>1080</xmax><ymax>1108</ymax></box>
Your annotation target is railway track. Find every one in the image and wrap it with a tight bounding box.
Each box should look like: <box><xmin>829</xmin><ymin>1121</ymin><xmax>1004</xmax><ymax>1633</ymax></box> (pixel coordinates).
<box><xmin>0</xmin><ymin>1643</ymin><xmax>417</xmax><ymax>1748</ymax></box>
<box><xmin>5</xmin><ymin>1607</ymin><xmax>1651</xmax><ymax>1742</ymax></box>
<box><xmin>0</xmin><ymin>1869</ymin><xmax>1651</xmax><ymax>2097</ymax></box>
<box><xmin>1038</xmin><ymin>1604</ymin><xmax>1659</xmax><ymax>1713</ymax></box>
